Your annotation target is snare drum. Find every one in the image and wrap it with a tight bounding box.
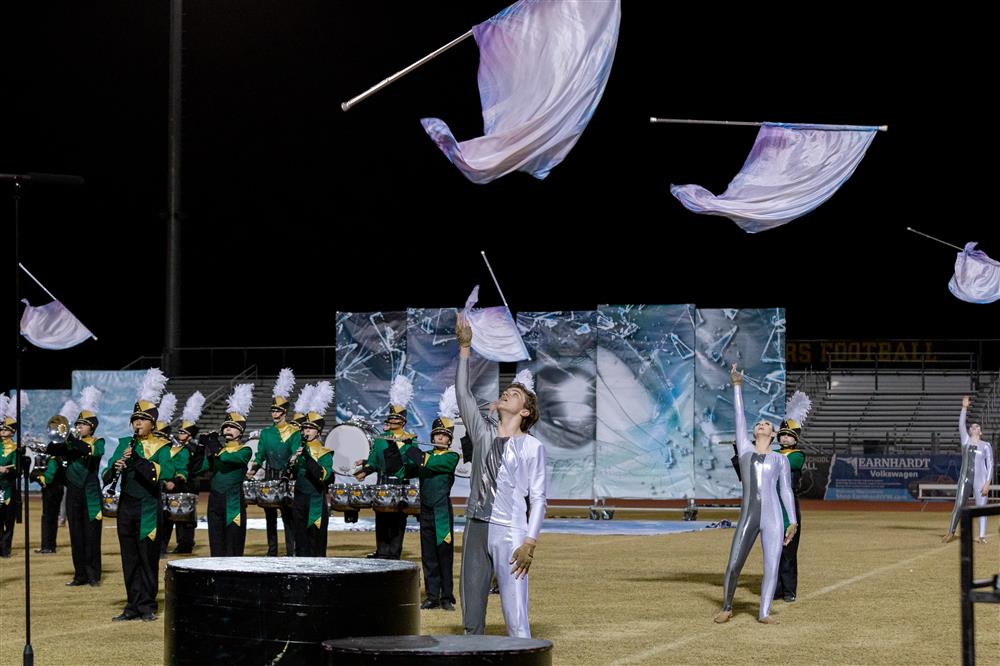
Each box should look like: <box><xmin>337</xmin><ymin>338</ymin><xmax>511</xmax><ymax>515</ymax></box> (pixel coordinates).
<box><xmin>164</xmin><ymin>492</ymin><xmax>198</xmax><ymax>522</ymax></box>
<box><xmin>326</xmin><ymin>421</ymin><xmax>378</xmax><ymax>477</ymax></box>
<box><xmin>256</xmin><ymin>479</ymin><xmax>288</xmax><ymax>508</ymax></box>
<box><xmin>400</xmin><ymin>485</ymin><xmax>421</xmax><ymax>515</ymax></box>
<box><xmin>101</xmin><ymin>489</ymin><xmax>120</xmax><ymax>518</ymax></box>
<box><xmin>329</xmin><ymin>482</ymin><xmax>352</xmax><ymax>511</ymax></box>
<box><xmin>372</xmin><ymin>484</ymin><xmax>401</xmax><ymax>512</ymax></box>
<box><xmin>32</xmin><ymin>452</ymin><xmax>51</xmax><ymax>471</ymax></box>
<box><xmin>348</xmin><ymin>483</ymin><xmax>372</xmax><ymax>509</ymax></box>
<box><xmin>242</xmin><ymin>480</ymin><xmax>259</xmax><ymax>506</ymax></box>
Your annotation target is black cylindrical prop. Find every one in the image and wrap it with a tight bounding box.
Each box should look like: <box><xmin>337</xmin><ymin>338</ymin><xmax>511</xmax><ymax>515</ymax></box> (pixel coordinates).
<box><xmin>165</xmin><ymin>557</ymin><xmax>420</xmax><ymax>664</ymax></box>
<box><xmin>322</xmin><ymin>635</ymin><xmax>553</xmax><ymax>666</ymax></box>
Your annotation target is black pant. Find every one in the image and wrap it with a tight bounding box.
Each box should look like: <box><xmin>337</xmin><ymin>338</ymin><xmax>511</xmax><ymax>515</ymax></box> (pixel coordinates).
<box><xmin>158</xmin><ymin>510</ymin><xmax>173</xmax><ymax>554</ymax></box>
<box><xmin>775</xmin><ymin>496</ymin><xmax>801</xmax><ymax>598</ymax></box>
<box><xmin>264</xmin><ymin>505</ymin><xmax>295</xmax><ymax>556</ymax></box>
<box><xmin>65</xmin><ymin>483</ymin><xmax>101</xmax><ymax>582</ymax></box>
<box><xmin>419</xmin><ymin>503</ymin><xmax>454</xmax><ymax>603</ymax></box>
<box><xmin>293</xmin><ymin>493</ymin><xmax>328</xmax><ymax>557</ymax></box>
<box><xmin>40</xmin><ymin>482</ymin><xmax>65</xmax><ymax>550</ymax></box>
<box><xmin>207</xmin><ymin>491</ymin><xmax>246</xmax><ymax>557</ymax></box>
<box><xmin>158</xmin><ymin>511</ymin><xmax>197</xmax><ymax>554</ymax></box>
<box><xmin>375</xmin><ymin>511</ymin><xmax>407</xmax><ymax>559</ymax></box>
<box><xmin>117</xmin><ymin>494</ymin><xmax>161</xmax><ymax>616</ymax></box>
<box><xmin>0</xmin><ymin>500</ymin><xmax>16</xmax><ymax>557</ymax></box>
<box><xmin>174</xmin><ymin>520</ymin><xmax>196</xmax><ymax>552</ymax></box>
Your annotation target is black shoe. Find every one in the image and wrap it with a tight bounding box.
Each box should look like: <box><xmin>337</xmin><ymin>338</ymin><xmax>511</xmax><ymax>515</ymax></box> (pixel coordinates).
<box><xmin>112</xmin><ymin>613</ymin><xmax>140</xmax><ymax>622</ymax></box>
<box><xmin>440</xmin><ymin>601</ymin><xmax>455</xmax><ymax>611</ymax></box>
<box><xmin>170</xmin><ymin>548</ymin><xmax>192</xmax><ymax>555</ymax></box>
<box><xmin>88</xmin><ymin>580</ymin><xmax>101</xmax><ymax>587</ymax></box>
<box><xmin>365</xmin><ymin>552</ymin><xmax>380</xmax><ymax>559</ymax></box>
<box><xmin>66</xmin><ymin>580</ymin><xmax>88</xmax><ymax>587</ymax></box>
<box><xmin>140</xmin><ymin>613</ymin><xmax>158</xmax><ymax>622</ymax></box>
<box><xmin>489</xmin><ymin>585</ymin><xmax>500</xmax><ymax>595</ymax></box>
<box><xmin>34</xmin><ymin>548</ymin><xmax>55</xmax><ymax>554</ymax></box>
<box><xmin>783</xmin><ymin>594</ymin><xmax>796</xmax><ymax>603</ymax></box>
<box><xmin>420</xmin><ymin>599</ymin><xmax>440</xmax><ymax>610</ymax></box>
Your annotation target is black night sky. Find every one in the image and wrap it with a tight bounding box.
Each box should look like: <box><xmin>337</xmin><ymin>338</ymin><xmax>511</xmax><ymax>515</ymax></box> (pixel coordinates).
<box><xmin>1</xmin><ymin>3</ymin><xmax>994</xmax><ymax>387</ymax></box>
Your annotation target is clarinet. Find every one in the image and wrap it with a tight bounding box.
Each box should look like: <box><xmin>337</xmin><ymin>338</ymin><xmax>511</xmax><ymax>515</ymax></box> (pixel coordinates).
<box><xmin>104</xmin><ymin>431</ymin><xmax>139</xmax><ymax>492</ymax></box>
<box><xmin>282</xmin><ymin>442</ymin><xmax>307</xmax><ymax>480</ymax></box>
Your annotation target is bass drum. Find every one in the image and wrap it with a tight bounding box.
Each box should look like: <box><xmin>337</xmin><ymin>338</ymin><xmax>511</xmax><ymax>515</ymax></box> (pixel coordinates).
<box><xmin>325</xmin><ymin>421</ymin><xmax>377</xmax><ymax>477</ymax></box>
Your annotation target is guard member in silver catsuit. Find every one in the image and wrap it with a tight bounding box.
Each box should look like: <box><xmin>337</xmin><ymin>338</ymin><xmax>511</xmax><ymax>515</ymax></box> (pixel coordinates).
<box><xmin>715</xmin><ymin>364</ymin><xmax>798</xmax><ymax>625</ymax></box>
<box><xmin>943</xmin><ymin>395</ymin><xmax>994</xmax><ymax>543</ymax></box>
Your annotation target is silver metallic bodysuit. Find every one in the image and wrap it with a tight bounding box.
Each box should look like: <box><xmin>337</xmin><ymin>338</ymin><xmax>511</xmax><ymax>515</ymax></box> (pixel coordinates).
<box><xmin>721</xmin><ymin>383</ymin><xmax>797</xmax><ymax>620</ymax></box>
<box><xmin>948</xmin><ymin>408</ymin><xmax>994</xmax><ymax>538</ymax></box>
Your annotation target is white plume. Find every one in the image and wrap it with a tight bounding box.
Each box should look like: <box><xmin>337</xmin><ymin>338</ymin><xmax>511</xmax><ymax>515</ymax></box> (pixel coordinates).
<box><xmin>59</xmin><ymin>400</ymin><xmax>80</xmax><ymax>422</ymax></box>
<box><xmin>6</xmin><ymin>390</ymin><xmax>29</xmax><ymax>419</ymax></box>
<box><xmin>158</xmin><ymin>393</ymin><xmax>178</xmax><ymax>424</ymax></box>
<box><xmin>389</xmin><ymin>375</ymin><xmax>413</xmax><ymax>409</ymax></box>
<box><xmin>785</xmin><ymin>390</ymin><xmax>812</xmax><ymax>425</ymax></box>
<box><xmin>513</xmin><ymin>369</ymin><xmax>535</xmax><ymax>395</ymax></box>
<box><xmin>137</xmin><ymin>368</ymin><xmax>169</xmax><ymax>404</ymax></box>
<box><xmin>309</xmin><ymin>381</ymin><xmax>334</xmax><ymax>416</ymax></box>
<box><xmin>293</xmin><ymin>384</ymin><xmax>315</xmax><ymax>414</ymax></box>
<box><xmin>438</xmin><ymin>385</ymin><xmax>459</xmax><ymax>420</ymax></box>
<box><xmin>78</xmin><ymin>386</ymin><xmax>102</xmax><ymax>414</ymax></box>
<box><xmin>181</xmin><ymin>392</ymin><xmax>206</xmax><ymax>424</ymax></box>
<box><xmin>273</xmin><ymin>368</ymin><xmax>295</xmax><ymax>400</ymax></box>
<box><xmin>226</xmin><ymin>383</ymin><xmax>254</xmax><ymax>418</ymax></box>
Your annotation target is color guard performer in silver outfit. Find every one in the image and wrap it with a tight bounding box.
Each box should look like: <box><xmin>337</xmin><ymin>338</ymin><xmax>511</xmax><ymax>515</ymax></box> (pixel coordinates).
<box><xmin>455</xmin><ymin>313</ymin><xmax>547</xmax><ymax>639</ymax></box>
<box><xmin>715</xmin><ymin>363</ymin><xmax>798</xmax><ymax>625</ymax></box>
<box><xmin>943</xmin><ymin>396</ymin><xmax>994</xmax><ymax>543</ymax></box>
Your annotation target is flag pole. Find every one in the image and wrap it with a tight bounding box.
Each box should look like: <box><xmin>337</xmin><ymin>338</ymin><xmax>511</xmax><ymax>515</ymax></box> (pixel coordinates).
<box><xmin>11</xmin><ymin>179</ymin><xmax>33</xmax><ymax>666</ymax></box>
<box><xmin>341</xmin><ymin>29</ymin><xmax>474</xmax><ymax>112</ymax></box>
<box><xmin>649</xmin><ymin>117</ymin><xmax>889</xmax><ymax>132</ymax></box>
<box><xmin>2</xmin><ymin>172</ymin><xmax>83</xmax><ymax>666</ymax></box>
<box><xmin>480</xmin><ymin>251</ymin><xmax>511</xmax><ymax>311</ymax></box>
<box><xmin>906</xmin><ymin>227</ymin><xmax>964</xmax><ymax>251</ymax></box>
<box><xmin>17</xmin><ymin>264</ymin><xmax>59</xmax><ymax>302</ymax></box>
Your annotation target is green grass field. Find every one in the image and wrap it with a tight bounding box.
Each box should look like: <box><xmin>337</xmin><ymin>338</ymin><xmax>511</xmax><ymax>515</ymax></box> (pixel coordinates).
<box><xmin>1</xmin><ymin>501</ymin><xmax>997</xmax><ymax>665</ymax></box>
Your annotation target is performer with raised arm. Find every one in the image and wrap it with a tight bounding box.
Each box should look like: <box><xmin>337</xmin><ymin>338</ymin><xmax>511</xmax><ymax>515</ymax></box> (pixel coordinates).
<box><xmin>715</xmin><ymin>363</ymin><xmax>798</xmax><ymax>625</ymax></box>
<box><xmin>455</xmin><ymin>313</ymin><xmax>547</xmax><ymax>639</ymax></box>
<box><xmin>943</xmin><ymin>395</ymin><xmax>994</xmax><ymax>543</ymax></box>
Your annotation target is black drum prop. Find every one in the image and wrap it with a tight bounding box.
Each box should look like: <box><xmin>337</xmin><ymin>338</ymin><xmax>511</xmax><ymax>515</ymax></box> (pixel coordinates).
<box><xmin>322</xmin><ymin>635</ymin><xmax>553</xmax><ymax>666</ymax></box>
<box><xmin>165</xmin><ymin>557</ymin><xmax>420</xmax><ymax>664</ymax></box>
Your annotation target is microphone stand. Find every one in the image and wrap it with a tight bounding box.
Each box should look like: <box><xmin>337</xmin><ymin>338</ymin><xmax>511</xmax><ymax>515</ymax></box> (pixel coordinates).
<box><xmin>2</xmin><ymin>171</ymin><xmax>84</xmax><ymax>666</ymax></box>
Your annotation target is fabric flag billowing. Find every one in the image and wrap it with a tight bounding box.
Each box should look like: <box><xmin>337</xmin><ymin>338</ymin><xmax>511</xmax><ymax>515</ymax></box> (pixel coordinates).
<box><xmin>671</xmin><ymin>122</ymin><xmax>877</xmax><ymax>233</ymax></box>
<box><xmin>462</xmin><ymin>286</ymin><xmax>529</xmax><ymax>362</ymax></box>
<box><xmin>20</xmin><ymin>298</ymin><xmax>96</xmax><ymax>350</ymax></box>
<box><xmin>949</xmin><ymin>242</ymin><xmax>1000</xmax><ymax>304</ymax></box>
<box><xmin>420</xmin><ymin>0</ymin><xmax>621</xmax><ymax>184</ymax></box>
